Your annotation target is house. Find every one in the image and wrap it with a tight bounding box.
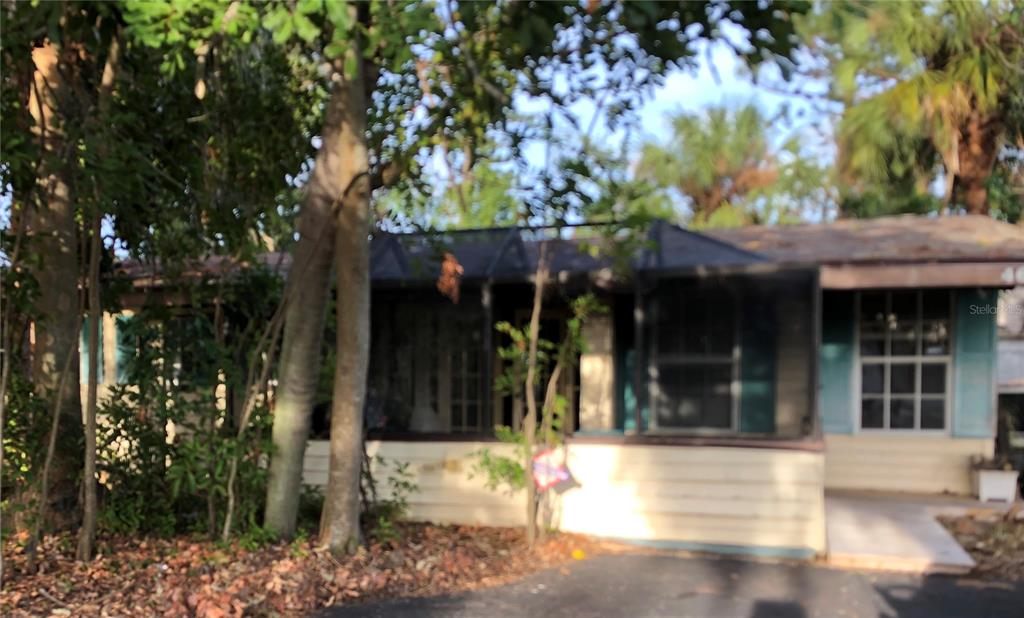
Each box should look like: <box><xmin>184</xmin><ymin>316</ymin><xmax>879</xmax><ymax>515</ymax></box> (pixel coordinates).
<box><xmin>997</xmin><ymin>286</ymin><xmax>1024</xmax><ymax>452</ymax></box>
<box><xmin>708</xmin><ymin>215</ymin><xmax>1021</xmax><ymax>496</ymax></box>
<box><xmin>91</xmin><ymin>214</ymin><xmax>1024</xmax><ymax>560</ymax></box>
<box><xmin>304</xmin><ymin>214</ymin><xmax>1024</xmax><ymax>559</ymax></box>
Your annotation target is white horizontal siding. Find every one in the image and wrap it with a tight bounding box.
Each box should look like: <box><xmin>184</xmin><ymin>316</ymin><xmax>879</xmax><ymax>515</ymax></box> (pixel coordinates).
<box><xmin>303</xmin><ymin>440</ymin><xmax>827</xmax><ymax>556</ymax></box>
<box><xmin>824</xmin><ymin>434</ymin><xmax>993</xmax><ymax>494</ymax></box>
<box><xmin>304</xmin><ymin>440</ymin><xmax>523</xmax><ymax>526</ymax></box>
<box><xmin>556</xmin><ymin>444</ymin><xmax>825</xmax><ymax>554</ymax></box>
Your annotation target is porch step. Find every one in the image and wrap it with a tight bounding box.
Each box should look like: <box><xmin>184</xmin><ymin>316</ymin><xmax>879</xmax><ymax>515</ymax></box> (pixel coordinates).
<box><xmin>825</xmin><ymin>492</ymin><xmax>976</xmax><ymax>575</ymax></box>
<box><xmin>827</xmin><ymin>550</ymin><xmax>974</xmax><ymax>575</ymax></box>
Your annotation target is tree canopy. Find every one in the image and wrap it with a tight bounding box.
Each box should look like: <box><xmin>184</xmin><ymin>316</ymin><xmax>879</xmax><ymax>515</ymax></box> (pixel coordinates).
<box><xmin>636</xmin><ymin>104</ymin><xmax>834</xmax><ymax>226</ymax></box>
<box><xmin>798</xmin><ymin>0</ymin><xmax>1024</xmax><ymax>217</ymax></box>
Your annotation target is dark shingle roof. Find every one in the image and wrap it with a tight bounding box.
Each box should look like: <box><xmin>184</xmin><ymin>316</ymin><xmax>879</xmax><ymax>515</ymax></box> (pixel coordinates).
<box><xmin>640</xmin><ymin>220</ymin><xmax>766</xmax><ymax>270</ymax></box>
<box><xmin>705</xmin><ymin>214</ymin><xmax>1024</xmax><ymax>264</ymax></box>
<box><xmin>370</xmin><ymin>221</ymin><xmax>767</xmax><ymax>284</ymax></box>
<box><xmin>121</xmin><ymin>215</ymin><xmax>1021</xmax><ymax>288</ymax></box>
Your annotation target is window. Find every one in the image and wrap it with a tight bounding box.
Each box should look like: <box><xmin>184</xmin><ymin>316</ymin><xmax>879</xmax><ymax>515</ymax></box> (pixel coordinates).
<box><xmin>79</xmin><ymin>316</ymin><xmax>104</xmax><ymax>384</ymax></box>
<box><xmin>115</xmin><ymin>315</ymin><xmax>137</xmax><ymax>383</ymax></box>
<box><xmin>501</xmin><ymin>312</ymin><xmax>579</xmax><ymax>433</ymax></box>
<box><xmin>649</xmin><ymin>288</ymin><xmax>737</xmax><ymax>430</ymax></box>
<box><xmin>858</xmin><ymin>290</ymin><xmax>951</xmax><ymax>431</ymax></box>
<box><xmin>368</xmin><ymin>300</ymin><xmax>490</xmax><ymax>434</ymax></box>
<box><xmin>444</xmin><ymin>322</ymin><xmax>486</xmax><ymax>433</ymax></box>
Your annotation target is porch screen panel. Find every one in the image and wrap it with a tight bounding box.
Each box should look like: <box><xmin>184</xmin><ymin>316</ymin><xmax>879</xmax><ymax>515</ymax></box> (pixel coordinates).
<box><xmin>368</xmin><ymin>295</ymin><xmax>486</xmax><ymax>434</ymax></box>
<box><xmin>649</xmin><ymin>286</ymin><xmax>736</xmax><ymax>430</ymax></box>
<box><xmin>738</xmin><ymin>295</ymin><xmax>775</xmax><ymax>434</ymax></box>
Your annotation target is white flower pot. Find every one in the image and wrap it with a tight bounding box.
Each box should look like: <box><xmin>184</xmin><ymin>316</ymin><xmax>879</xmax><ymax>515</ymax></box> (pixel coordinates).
<box><xmin>977</xmin><ymin>469</ymin><xmax>1020</xmax><ymax>503</ymax></box>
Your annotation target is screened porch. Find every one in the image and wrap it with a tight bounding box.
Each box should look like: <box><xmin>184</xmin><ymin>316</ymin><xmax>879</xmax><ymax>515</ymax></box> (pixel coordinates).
<box><xmin>353</xmin><ymin>222</ymin><xmax>820</xmax><ymax>442</ymax></box>
<box><xmin>362</xmin><ymin>268</ymin><xmax>819</xmax><ymax>443</ymax></box>
<box><xmin>575</xmin><ymin>268</ymin><xmax>820</xmax><ymax>441</ymax></box>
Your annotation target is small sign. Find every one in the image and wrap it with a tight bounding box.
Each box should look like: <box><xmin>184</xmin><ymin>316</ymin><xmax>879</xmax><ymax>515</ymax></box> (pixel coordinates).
<box><xmin>532</xmin><ymin>448</ymin><xmax>571</xmax><ymax>491</ymax></box>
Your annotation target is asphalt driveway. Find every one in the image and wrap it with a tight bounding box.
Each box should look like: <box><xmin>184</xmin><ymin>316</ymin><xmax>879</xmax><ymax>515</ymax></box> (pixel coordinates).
<box><xmin>321</xmin><ymin>553</ymin><xmax>1024</xmax><ymax>618</ymax></box>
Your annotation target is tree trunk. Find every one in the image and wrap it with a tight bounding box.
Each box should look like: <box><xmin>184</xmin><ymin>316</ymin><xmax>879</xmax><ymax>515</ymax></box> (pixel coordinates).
<box><xmin>956</xmin><ymin>111</ymin><xmax>1002</xmax><ymax>215</ymax></box>
<box><xmin>536</xmin><ymin>356</ymin><xmax>563</xmax><ymax>540</ymax></box>
<box><xmin>263</xmin><ymin>78</ymin><xmax>352</xmax><ymax>538</ymax></box>
<box><xmin>76</xmin><ymin>215</ymin><xmax>100</xmax><ymax>561</ymax></box>
<box><xmin>319</xmin><ymin>52</ymin><xmax>372</xmax><ymax>555</ymax></box>
<box><xmin>76</xmin><ymin>31</ymin><xmax>120</xmax><ymax>563</ymax></box>
<box><xmin>25</xmin><ymin>41</ymin><xmax>82</xmax><ymax>531</ymax></box>
<box><xmin>522</xmin><ymin>244</ymin><xmax>549</xmax><ymax>547</ymax></box>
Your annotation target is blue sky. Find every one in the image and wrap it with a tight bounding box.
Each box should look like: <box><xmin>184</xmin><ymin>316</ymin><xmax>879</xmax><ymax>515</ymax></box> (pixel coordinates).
<box><xmin>510</xmin><ymin>27</ymin><xmax>834</xmax><ymax>154</ymax></box>
<box><xmin>507</xmin><ymin>35</ymin><xmax>836</xmax><ymax>223</ymax></box>
<box><xmin>633</xmin><ymin>41</ymin><xmax>832</xmax><ymax>154</ymax></box>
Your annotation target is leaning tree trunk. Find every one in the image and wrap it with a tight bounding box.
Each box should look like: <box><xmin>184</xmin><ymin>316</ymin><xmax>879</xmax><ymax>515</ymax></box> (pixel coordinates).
<box><xmin>956</xmin><ymin>110</ymin><xmax>1002</xmax><ymax>215</ymax></box>
<box><xmin>77</xmin><ymin>32</ymin><xmax>120</xmax><ymax>563</ymax></box>
<box><xmin>25</xmin><ymin>41</ymin><xmax>82</xmax><ymax>531</ymax></box>
<box><xmin>76</xmin><ymin>215</ymin><xmax>101</xmax><ymax>561</ymax></box>
<box><xmin>263</xmin><ymin>70</ymin><xmax>354</xmax><ymax>537</ymax></box>
<box><xmin>319</xmin><ymin>50</ymin><xmax>372</xmax><ymax>555</ymax></box>
<box><xmin>522</xmin><ymin>244</ymin><xmax>549</xmax><ymax>547</ymax></box>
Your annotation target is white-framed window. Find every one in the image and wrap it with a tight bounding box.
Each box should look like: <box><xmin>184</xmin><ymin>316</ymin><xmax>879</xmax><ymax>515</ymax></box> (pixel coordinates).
<box><xmin>857</xmin><ymin>290</ymin><xmax>952</xmax><ymax>431</ymax></box>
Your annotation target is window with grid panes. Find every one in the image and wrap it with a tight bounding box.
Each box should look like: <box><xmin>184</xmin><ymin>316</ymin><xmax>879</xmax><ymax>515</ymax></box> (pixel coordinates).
<box><xmin>444</xmin><ymin>318</ymin><xmax>485</xmax><ymax>432</ymax></box>
<box><xmin>858</xmin><ymin>290</ymin><xmax>951</xmax><ymax>431</ymax></box>
<box><xmin>649</xmin><ymin>287</ymin><xmax>737</xmax><ymax>430</ymax></box>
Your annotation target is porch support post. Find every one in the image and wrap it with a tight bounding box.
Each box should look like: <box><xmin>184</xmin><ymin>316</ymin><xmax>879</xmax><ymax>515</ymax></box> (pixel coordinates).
<box><xmin>482</xmin><ymin>280</ymin><xmax>494</xmax><ymax>430</ymax></box>
<box><xmin>633</xmin><ymin>277</ymin><xmax>645</xmax><ymax>435</ymax></box>
<box><xmin>809</xmin><ymin>269</ymin><xmax>822</xmax><ymax>439</ymax></box>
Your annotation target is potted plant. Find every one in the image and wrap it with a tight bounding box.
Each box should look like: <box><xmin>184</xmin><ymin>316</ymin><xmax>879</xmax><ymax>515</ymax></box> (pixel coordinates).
<box><xmin>971</xmin><ymin>455</ymin><xmax>1020</xmax><ymax>503</ymax></box>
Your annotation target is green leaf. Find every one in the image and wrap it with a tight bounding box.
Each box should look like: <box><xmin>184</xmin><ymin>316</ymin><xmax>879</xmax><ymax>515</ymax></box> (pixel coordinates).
<box><xmin>292</xmin><ymin>12</ymin><xmax>320</xmax><ymax>43</ymax></box>
<box><xmin>326</xmin><ymin>0</ymin><xmax>350</xmax><ymax>32</ymax></box>
<box><xmin>296</xmin><ymin>0</ymin><xmax>323</xmax><ymax>15</ymax></box>
<box><xmin>272</xmin><ymin>18</ymin><xmax>294</xmax><ymax>44</ymax></box>
<box><xmin>262</xmin><ymin>6</ymin><xmax>286</xmax><ymax>29</ymax></box>
<box><xmin>343</xmin><ymin>52</ymin><xmax>357</xmax><ymax>78</ymax></box>
<box><xmin>324</xmin><ymin>40</ymin><xmax>348</xmax><ymax>58</ymax></box>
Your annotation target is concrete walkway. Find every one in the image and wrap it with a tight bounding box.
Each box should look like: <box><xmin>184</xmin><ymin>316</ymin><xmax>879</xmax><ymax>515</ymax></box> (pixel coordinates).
<box><xmin>321</xmin><ymin>553</ymin><xmax>1024</xmax><ymax>618</ymax></box>
<box><xmin>825</xmin><ymin>490</ymin><xmax>1005</xmax><ymax>574</ymax></box>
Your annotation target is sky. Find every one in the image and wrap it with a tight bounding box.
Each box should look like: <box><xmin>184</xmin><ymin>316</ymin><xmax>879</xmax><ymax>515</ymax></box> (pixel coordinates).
<box><xmin>633</xmin><ymin>42</ymin><xmax>832</xmax><ymax>155</ymax></box>
<box><xmin>506</xmin><ymin>35</ymin><xmax>837</xmax><ymax>224</ymax></box>
<box><xmin>510</xmin><ymin>21</ymin><xmax>835</xmax><ymax>156</ymax></box>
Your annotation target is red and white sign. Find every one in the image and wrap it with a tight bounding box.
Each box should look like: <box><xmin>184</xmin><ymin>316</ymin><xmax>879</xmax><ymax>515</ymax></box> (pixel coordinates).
<box><xmin>531</xmin><ymin>448</ymin><xmax>570</xmax><ymax>491</ymax></box>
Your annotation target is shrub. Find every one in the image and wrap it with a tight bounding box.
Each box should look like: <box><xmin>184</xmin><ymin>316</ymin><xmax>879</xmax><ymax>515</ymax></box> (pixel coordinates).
<box><xmin>362</xmin><ymin>456</ymin><xmax>417</xmax><ymax>543</ymax></box>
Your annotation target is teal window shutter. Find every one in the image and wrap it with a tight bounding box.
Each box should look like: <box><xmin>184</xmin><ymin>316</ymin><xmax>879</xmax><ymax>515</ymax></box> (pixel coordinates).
<box><xmin>820</xmin><ymin>291</ymin><xmax>855</xmax><ymax>434</ymax></box>
<box><xmin>115</xmin><ymin>315</ymin><xmax>135</xmax><ymax>383</ymax></box>
<box><xmin>79</xmin><ymin>317</ymin><xmax>104</xmax><ymax>384</ymax></box>
<box><xmin>619</xmin><ymin>349</ymin><xmax>649</xmax><ymax>432</ymax></box>
<box><xmin>739</xmin><ymin>304</ymin><xmax>775</xmax><ymax>433</ymax></box>
<box><xmin>953</xmin><ymin>289</ymin><xmax>997</xmax><ymax>438</ymax></box>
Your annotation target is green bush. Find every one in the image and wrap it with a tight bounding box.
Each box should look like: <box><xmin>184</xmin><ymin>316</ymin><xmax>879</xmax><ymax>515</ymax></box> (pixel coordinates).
<box><xmin>362</xmin><ymin>456</ymin><xmax>417</xmax><ymax>543</ymax></box>
<box><xmin>0</xmin><ymin>373</ymin><xmax>52</xmax><ymax>535</ymax></box>
<box><xmin>95</xmin><ymin>284</ymin><xmax>277</xmax><ymax>538</ymax></box>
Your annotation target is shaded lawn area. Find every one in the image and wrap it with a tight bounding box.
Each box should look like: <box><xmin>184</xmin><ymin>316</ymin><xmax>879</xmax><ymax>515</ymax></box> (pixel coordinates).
<box><xmin>1</xmin><ymin>524</ymin><xmax>605</xmax><ymax>617</ymax></box>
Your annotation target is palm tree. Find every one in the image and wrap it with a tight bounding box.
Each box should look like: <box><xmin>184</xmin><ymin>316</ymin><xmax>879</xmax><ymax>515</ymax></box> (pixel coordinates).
<box><xmin>820</xmin><ymin>0</ymin><xmax>1024</xmax><ymax>215</ymax></box>
<box><xmin>636</xmin><ymin>104</ymin><xmax>831</xmax><ymax>226</ymax></box>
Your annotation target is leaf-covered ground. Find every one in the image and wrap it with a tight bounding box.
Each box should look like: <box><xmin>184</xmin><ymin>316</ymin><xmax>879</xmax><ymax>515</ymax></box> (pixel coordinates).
<box><xmin>1</xmin><ymin>524</ymin><xmax>608</xmax><ymax>617</ymax></box>
<box><xmin>941</xmin><ymin>510</ymin><xmax>1024</xmax><ymax>581</ymax></box>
